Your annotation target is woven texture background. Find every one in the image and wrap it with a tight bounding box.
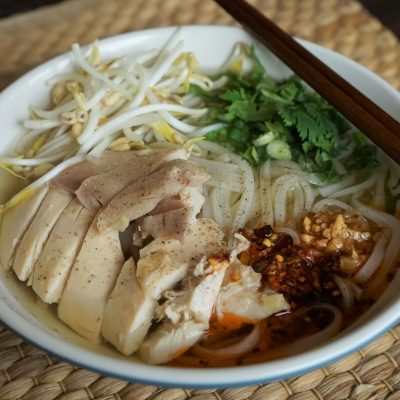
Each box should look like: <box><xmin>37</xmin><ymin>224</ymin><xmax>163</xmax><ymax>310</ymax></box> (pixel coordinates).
<box><xmin>1</xmin><ymin>0</ymin><xmax>400</xmax><ymax>398</ymax></box>
<box><xmin>1</xmin><ymin>0</ymin><xmax>400</xmax><ymax>89</ymax></box>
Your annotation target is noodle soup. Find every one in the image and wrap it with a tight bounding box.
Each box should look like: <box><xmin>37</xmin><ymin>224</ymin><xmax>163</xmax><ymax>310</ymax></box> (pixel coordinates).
<box><xmin>0</xmin><ymin>26</ymin><xmax>399</xmax><ymax>383</ymax></box>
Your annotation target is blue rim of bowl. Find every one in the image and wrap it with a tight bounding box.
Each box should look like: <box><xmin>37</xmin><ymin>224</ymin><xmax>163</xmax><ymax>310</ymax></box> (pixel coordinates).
<box><xmin>1</xmin><ymin>314</ymin><xmax>400</xmax><ymax>389</ymax></box>
<box><xmin>0</xmin><ymin>25</ymin><xmax>400</xmax><ymax>389</ymax></box>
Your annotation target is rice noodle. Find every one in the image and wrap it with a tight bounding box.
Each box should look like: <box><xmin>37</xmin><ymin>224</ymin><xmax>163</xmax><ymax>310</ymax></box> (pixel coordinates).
<box><xmin>204</xmin><ymin>177</ymin><xmax>243</xmax><ymax>193</ymax></box>
<box><xmin>279</xmin><ymin>304</ymin><xmax>343</xmax><ymax>355</ymax></box>
<box><xmin>274</xmin><ymin>227</ymin><xmax>300</xmax><ymax>245</ymax></box>
<box><xmin>306</xmin><ymin>174</ymin><xmax>323</xmax><ymax>186</ymax></box>
<box><xmin>199</xmin><ymin>140</ymin><xmax>255</xmax><ymax>228</ymax></box>
<box><xmin>348</xmin><ymin>281</ymin><xmax>363</xmax><ymax>300</ymax></box>
<box><xmin>387</xmin><ymin>160</ymin><xmax>400</xmax><ymax>196</ymax></box>
<box><xmin>247</xmin><ymin>186</ymin><xmax>262</xmax><ymax>227</ymax></box>
<box><xmin>190</xmin><ymin>156</ymin><xmax>240</xmax><ymax>175</ymax></box>
<box><xmin>372</xmin><ymin>166</ymin><xmax>388</xmax><ymax>207</ymax></box>
<box><xmin>352</xmin><ymin>194</ymin><xmax>400</xmax><ymax>290</ymax></box>
<box><xmin>191</xmin><ymin>323</ymin><xmax>262</xmax><ymax>360</ymax></box>
<box><xmin>311</xmin><ymin>198</ymin><xmax>353</xmax><ymax>213</ymax></box>
<box><xmin>332</xmin><ymin>159</ymin><xmax>347</xmax><ymax>175</ymax></box>
<box><xmin>292</xmin><ymin>184</ymin><xmax>306</xmax><ymax>222</ymax></box>
<box><xmin>333</xmin><ymin>275</ymin><xmax>354</xmax><ymax>312</ymax></box>
<box><xmin>259</xmin><ymin>161</ymin><xmax>274</xmax><ymax>226</ymax></box>
<box><xmin>269</xmin><ymin>159</ymin><xmax>310</xmax><ymax>180</ymax></box>
<box><xmin>204</xmin><ymin>169</ymin><xmax>243</xmax><ymax>186</ymax></box>
<box><xmin>336</xmin><ymin>135</ymin><xmax>355</xmax><ymax>159</ymax></box>
<box><xmin>319</xmin><ymin>174</ymin><xmax>356</xmax><ymax>197</ymax></box>
<box><xmin>200</xmin><ymin>187</ymin><xmax>213</xmax><ymax>219</ymax></box>
<box><xmin>272</xmin><ymin>174</ymin><xmax>314</xmax><ymax>226</ymax></box>
<box><xmin>329</xmin><ymin>172</ymin><xmax>377</xmax><ymax>199</ymax></box>
<box><xmin>270</xmin><ymin>166</ymin><xmax>309</xmax><ymax>179</ymax></box>
<box><xmin>210</xmin><ymin>187</ymin><xmax>232</xmax><ymax>232</ymax></box>
<box><xmin>353</xmin><ymin>239</ymin><xmax>386</xmax><ymax>284</ymax></box>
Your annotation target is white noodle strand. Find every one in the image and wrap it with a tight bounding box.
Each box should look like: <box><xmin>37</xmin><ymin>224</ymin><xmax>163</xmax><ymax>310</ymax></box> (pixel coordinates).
<box><xmin>354</xmin><ymin>239</ymin><xmax>386</xmax><ymax>284</ymax></box>
<box><xmin>191</xmin><ymin>324</ymin><xmax>262</xmax><ymax>360</ymax></box>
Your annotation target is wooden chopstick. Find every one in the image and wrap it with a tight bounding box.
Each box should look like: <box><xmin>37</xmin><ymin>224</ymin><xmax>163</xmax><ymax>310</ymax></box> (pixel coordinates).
<box><xmin>214</xmin><ymin>0</ymin><xmax>400</xmax><ymax>165</ymax></box>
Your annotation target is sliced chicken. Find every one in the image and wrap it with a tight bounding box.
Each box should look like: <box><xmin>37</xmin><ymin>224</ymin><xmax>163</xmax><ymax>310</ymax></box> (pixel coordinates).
<box><xmin>215</xmin><ymin>264</ymin><xmax>289</xmax><ymax>327</ymax></box>
<box><xmin>137</xmin><ymin>246</ymin><xmax>189</xmax><ymax>299</ymax></box>
<box><xmin>139</xmin><ymin>320</ymin><xmax>207</xmax><ymax>365</ymax></box>
<box><xmin>32</xmin><ymin>199</ymin><xmax>95</xmax><ymax>303</ymax></box>
<box><xmin>139</xmin><ymin>187</ymin><xmax>205</xmax><ymax>240</ymax></box>
<box><xmin>101</xmin><ymin>257</ymin><xmax>154</xmax><ymax>355</ymax></box>
<box><xmin>101</xmin><ymin>218</ymin><xmax>226</xmax><ymax>354</ymax></box>
<box><xmin>137</xmin><ymin>218</ymin><xmax>226</xmax><ymax>298</ymax></box>
<box><xmin>139</xmin><ymin>257</ymin><xmax>230</xmax><ymax>364</ymax></box>
<box><xmin>0</xmin><ymin>185</ymin><xmax>48</xmax><ymax>270</ymax></box>
<box><xmin>100</xmin><ymin>238</ymin><xmax>205</xmax><ymax>355</ymax></box>
<box><xmin>76</xmin><ymin>148</ymin><xmax>188</xmax><ymax>211</ymax></box>
<box><xmin>13</xmin><ymin>188</ymin><xmax>73</xmax><ymax>281</ymax></box>
<box><xmin>58</xmin><ymin>218</ymin><xmax>124</xmax><ymax>343</ymax></box>
<box><xmin>96</xmin><ymin>159</ymin><xmax>209</xmax><ymax>232</ymax></box>
<box><xmin>53</xmin><ymin>151</ymin><xmax>147</xmax><ymax>192</ymax></box>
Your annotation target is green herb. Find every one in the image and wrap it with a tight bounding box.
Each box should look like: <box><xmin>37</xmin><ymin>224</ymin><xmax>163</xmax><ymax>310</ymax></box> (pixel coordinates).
<box><xmin>190</xmin><ymin>46</ymin><xmax>379</xmax><ymax>182</ymax></box>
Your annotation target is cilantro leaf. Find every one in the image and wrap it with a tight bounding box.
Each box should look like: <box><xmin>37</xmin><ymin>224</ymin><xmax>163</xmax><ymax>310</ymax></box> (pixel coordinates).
<box><xmin>192</xmin><ymin>44</ymin><xmax>379</xmax><ymax>177</ymax></box>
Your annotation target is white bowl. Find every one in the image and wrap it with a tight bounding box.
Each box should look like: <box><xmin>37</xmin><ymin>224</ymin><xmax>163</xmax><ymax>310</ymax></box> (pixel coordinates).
<box><xmin>0</xmin><ymin>25</ymin><xmax>400</xmax><ymax>388</ymax></box>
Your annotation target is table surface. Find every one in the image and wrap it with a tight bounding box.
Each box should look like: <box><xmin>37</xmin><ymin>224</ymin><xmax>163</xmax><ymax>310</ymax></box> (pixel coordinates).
<box><xmin>362</xmin><ymin>0</ymin><xmax>400</xmax><ymax>36</ymax></box>
<box><xmin>0</xmin><ymin>0</ymin><xmax>400</xmax><ymax>37</ymax></box>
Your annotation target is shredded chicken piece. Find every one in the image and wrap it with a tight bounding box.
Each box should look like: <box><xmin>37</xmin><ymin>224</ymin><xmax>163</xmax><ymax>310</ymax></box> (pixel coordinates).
<box><xmin>97</xmin><ymin>159</ymin><xmax>209</xmax><ymax>232</ymax></box>
<box><xmin>76</xmin><ymin>149</ymin><xmax>188</xmax><ymax>211</ymax></box>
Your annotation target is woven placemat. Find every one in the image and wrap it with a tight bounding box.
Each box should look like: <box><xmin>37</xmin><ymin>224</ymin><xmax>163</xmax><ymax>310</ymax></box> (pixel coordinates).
<box><xmin>1</xmin><ymin>0</ymin><xmax>400</xmax><ymax>398</ymax></box>
<box><xmin>1</xmin><ymin>0</ymin><xmax>400</xmax><ymax>90</ymax></box>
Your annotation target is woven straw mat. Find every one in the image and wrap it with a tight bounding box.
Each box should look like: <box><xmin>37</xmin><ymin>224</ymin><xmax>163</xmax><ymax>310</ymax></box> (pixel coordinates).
<box><xmin>1</xmin><ymin>0</ymin><xmax>400</xmax><ymax>399</ymax></box>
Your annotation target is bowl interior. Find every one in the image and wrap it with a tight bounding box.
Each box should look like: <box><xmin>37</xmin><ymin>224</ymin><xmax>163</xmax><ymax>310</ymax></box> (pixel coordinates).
<box><xmin>0</xmin><ymin>25</ymin><xmax>400</xmax><ymax>388</ymax></box>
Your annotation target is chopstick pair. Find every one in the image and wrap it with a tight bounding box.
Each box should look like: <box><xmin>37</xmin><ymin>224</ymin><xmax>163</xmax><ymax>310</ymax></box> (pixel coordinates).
<box><xmin>214</xmin><ymin>0</ymin><xmax>400</xmax><ymax>164</ymax></box>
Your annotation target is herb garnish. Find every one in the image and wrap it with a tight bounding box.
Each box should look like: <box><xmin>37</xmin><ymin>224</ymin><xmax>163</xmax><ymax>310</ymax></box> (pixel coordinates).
<box><xmin>191</xmin><ymin>47</ymin><xmax>378</xmax><ymax>182</ymax></box>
